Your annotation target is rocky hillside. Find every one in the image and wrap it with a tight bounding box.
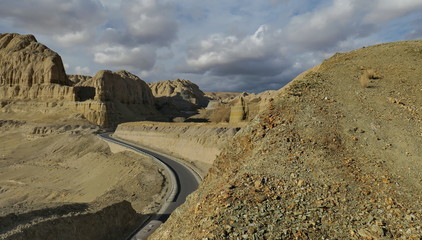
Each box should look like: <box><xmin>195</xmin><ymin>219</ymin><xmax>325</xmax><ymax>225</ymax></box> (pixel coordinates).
<box><xmin>0</xmin><ymin>33</ymin><xmax>160</xmax><ymax>127</ymax></box>
<box><xmin>148</xmin><ymin>79</ymin><xmax>209</xmax><ymax>120</ymax></box>
<box><xmin>151</xmin><ymin>40</ymin><xmax>422</xmax><ymax>239</ymax></box>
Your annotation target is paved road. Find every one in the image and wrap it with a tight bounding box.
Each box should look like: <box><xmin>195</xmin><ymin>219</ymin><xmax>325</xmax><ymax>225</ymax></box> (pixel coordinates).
<box><xmin>98</xmin><ymin>133</ymin><xmax>200</xmax><ymax>239</ymax></box>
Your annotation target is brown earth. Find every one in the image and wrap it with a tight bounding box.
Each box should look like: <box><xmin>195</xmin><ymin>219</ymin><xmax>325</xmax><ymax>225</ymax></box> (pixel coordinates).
<box><xmin>151</xmin><ymin>40</ymin><xmax>421</xmax><ymax>239</ymax></box>
<box><xmin>0</xmin><ymin>121</ymin><xmax>168</xmax><ymax>239</ymax></box>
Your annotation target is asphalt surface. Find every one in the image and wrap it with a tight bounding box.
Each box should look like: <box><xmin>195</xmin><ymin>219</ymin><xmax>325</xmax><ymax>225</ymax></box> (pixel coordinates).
<box><xmin>98</xmin><ymin>133</ymin><xmax>200</xmax><ymax>236</ymax></box>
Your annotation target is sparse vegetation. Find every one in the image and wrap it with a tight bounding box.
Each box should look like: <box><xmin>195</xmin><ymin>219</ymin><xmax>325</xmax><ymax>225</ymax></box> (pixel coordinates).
<box><xmin>366</xmin><ymin>68</ymin><xmax>382</xmax><ymax>79</ymax></box>
<box><xmin>360</xmin><ymin>71</ymin><xmax>370</xmax><ymax>88</ymax></box>
<box><xmin>360</xmin><ymin>68</ymin><xmax>381</xmax><ymax>87</ymax></box>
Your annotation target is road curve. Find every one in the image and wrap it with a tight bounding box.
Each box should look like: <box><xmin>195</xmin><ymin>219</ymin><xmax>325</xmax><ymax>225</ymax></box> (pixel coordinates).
<box><xmin>97</xmin><ymin>133</ymin><xmax>200</xmax><ymax>239</ymax></box>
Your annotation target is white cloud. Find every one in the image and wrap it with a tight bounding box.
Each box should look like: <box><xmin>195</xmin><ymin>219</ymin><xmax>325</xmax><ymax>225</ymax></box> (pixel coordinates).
<box><xmin>285</xmin><ymin>0</ymin><xmax>374</xmax><ymax>51</ymax></box>
<box><xmin>75</xmin><ymin>66</ymin><xmax>91</xmax><ymax>75</ymax></box>
<box><xmin>54</xmin><ymin>31</ymin><xmax>93</xmax><ymax>46</ymax></box>
<box><xmin>366</xmin><ymin>0</ymin><xmax>422</xmax><ymax>23</ymax></box>
<box><xmin>0</xmin><ymin>0</ymin><xmax>106</xmax><ymax>37</ymax></box>
<box><xmin>94</xmin><ymin>44</ymin><xmax>156</xmax><ymax>71</ymax></box>
<box><xmin>182</xmin><ymin>25</ymin><xmax>286</xmax><ymax>76</ymax></box>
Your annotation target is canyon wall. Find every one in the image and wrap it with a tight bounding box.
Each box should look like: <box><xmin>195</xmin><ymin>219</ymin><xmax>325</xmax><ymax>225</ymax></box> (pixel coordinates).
<box><xmin>114</xmin><ymin>122</ymin><xmax>242</xmax><ymax>167</ymax></box>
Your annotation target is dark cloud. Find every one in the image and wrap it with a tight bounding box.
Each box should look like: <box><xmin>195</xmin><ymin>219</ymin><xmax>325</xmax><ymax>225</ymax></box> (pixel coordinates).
<box><xmin>94</xmin><ymin>43</ymin><xmax>157</xmax><ymax>71</ymax></box>
<box><xmin>120</xmin><ymin>0</ymin><xmax>178</xmax><ymax>47</ymax></box>
<box><xmin>180</xmin><ymin>25</ymin><xmax>286</xmax><ymax>76</ymax></box>
<box><xmin>92</xmin><ymin>0</ymin><xmax>179</xmax><ymax>72</ymax></box>
<box><xmin>0</xmin><ymin>0</ymin><xmax>106</xmax><ymax>35</ymax></box>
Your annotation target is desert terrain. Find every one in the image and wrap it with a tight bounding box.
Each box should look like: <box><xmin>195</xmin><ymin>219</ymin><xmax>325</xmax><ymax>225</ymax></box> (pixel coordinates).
<box><xmin>0</xmin><ymin>33</ymin><xmax>244</xmax><ymax>239</ymax></box>
<box><xmin>0</xmin><ymin>121</ymin><xmax>169</xmax><ymax>239</ymax></box>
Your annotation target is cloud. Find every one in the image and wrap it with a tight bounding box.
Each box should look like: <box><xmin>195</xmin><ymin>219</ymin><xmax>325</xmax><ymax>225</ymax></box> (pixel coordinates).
<box><xmin>53</xmin><ymin>30</ymin><xmax>93</xmax><ymax>47</ymax></box>
<box><xmin>366</xmin><ymin>0</ymin><xmax>422</xmax><ymax>23</ymax></box>
<box><xmin>2</xmin><ymin>0</ymin><xmax>422</xmax><ymax>92</ymax></box>
<box><xmin>0</xmin><ymin>0</ymin><xmax>106</xmax><ymax>36</ymax></box>
<box><xmin>181</xmin><ymin>25</ymin><xmax>288</xmax><ymax>77</ymax></box>
<box><xmin>285</xmin><ymin>0</ymin><xmax>376</xmax><ymax>51</ymax></box>
<box><xmin>74</xmin><ymin>66</ymin><xmax>91</xmax><ymax>75</ymax></box>
<box><xmin>119</xmin><ymin>0</ymin><xmax>178</xmax><ymax>47</ymax></box>
<box><xmin>94</xmin><ymin>44</ymin><xmax>156</xmax><ymax>71</ymax></box>
<box><xmin>88</xmin><ymin>0</ymin><xmax>179</xmax><ymax>74</ymax></box>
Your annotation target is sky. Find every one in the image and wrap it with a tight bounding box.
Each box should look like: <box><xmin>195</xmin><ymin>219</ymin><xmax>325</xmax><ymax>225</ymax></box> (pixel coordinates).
<box><xmin>0</xmin><ymin>0</ymin><xmax>421</xmax><ymax>93</ymax></box>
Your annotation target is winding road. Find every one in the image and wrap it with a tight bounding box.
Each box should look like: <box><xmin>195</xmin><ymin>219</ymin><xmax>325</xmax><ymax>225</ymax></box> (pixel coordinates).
<box><xmin>98</xmin><ymin>133</ymin><xmax>200</xmax><ymax>240</ymax></box>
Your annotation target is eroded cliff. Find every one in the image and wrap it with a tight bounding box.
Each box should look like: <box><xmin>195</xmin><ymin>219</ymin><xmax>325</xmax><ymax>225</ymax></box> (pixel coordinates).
<box><xmin>0</xmin><ymin>33</ymin><xmax>160</xmax><ymax>127</ymax></box>
<box><xmin>114</xmin><ymin>121</ymin><xmax>244</xmax><ymax>173</ymax></box>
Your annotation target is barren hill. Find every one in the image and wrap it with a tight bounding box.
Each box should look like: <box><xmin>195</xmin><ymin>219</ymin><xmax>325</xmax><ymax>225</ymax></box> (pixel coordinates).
<box><xmin>0</xmin><ymin>33</ymin><xmax>160</xmax><ymax>127</ymax></box>
<box><xmin>151</xmin><ymin>40</ymin><xmax>422</xmax><ymax>239</ymax></box>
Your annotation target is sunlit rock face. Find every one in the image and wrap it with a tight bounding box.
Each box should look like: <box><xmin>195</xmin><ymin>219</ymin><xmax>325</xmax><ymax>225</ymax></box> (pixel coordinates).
<box><xmin>0</xmin><ymin>33</ymin><xmax>161</xmax><ymax>127</ymax></box>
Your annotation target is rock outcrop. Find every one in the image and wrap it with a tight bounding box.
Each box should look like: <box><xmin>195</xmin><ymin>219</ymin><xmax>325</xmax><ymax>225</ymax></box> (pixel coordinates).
<box><xmin>229</xmin><ymin>97</ymin><xmax>248</xmax><ymax>123</ymax></box>
<box><xmin>0</xmin><ymin>33</ymin><xmax>70</xmax><ymax>87</ymax></box>
<box><xmin>80</xmin><ymin>70</ymin><xmax>154</xmax><ymax>105</ymax></box>
<box><xmin>148</xmin><ymin>79</ymin><xmax>209</xmax><ymax>120</ymax></box>
<box><xmin>68</xmin><ymin>74</ymin><xmax>91</xmax><ymax>85</ymax></box>
<box><xmin>0</xmin><ymin>33</ymin><xmax>161</xmax><ymax>127</ymax></box>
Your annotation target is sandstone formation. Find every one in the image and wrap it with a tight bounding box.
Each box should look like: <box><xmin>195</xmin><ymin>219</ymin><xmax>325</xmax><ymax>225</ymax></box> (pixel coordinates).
<box><xmin>68</xmin><ymin>74</ymin><xmax>91</xmax><ymax>84</ymax></box>
<box><xmin>191</xmin><ymin>90</ymin><xmax>277</xmax><ymax>123</ymax></box>
<box><xmin>151</xmin><ymin>40</ymin><xmax>422</xmax><ymax>239</ymax></box>
<box><xmin>148</xmin><ymin>79</ymin><xmax>209</xmax><ymax>119</ymax></box>
<box><xmin>0</xmin><ymin>33</ymin><xmax>70</xmax><ymax>86</ymax></box>
<box><xmin>0</xmin><ymin>33</ymin><xmax>160</xmax><ymax>127</ymax></box>
<box><xmin>229</xmin><ymin>97</ymin><xmax>248</xmax><ymax>123</ymax></box>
